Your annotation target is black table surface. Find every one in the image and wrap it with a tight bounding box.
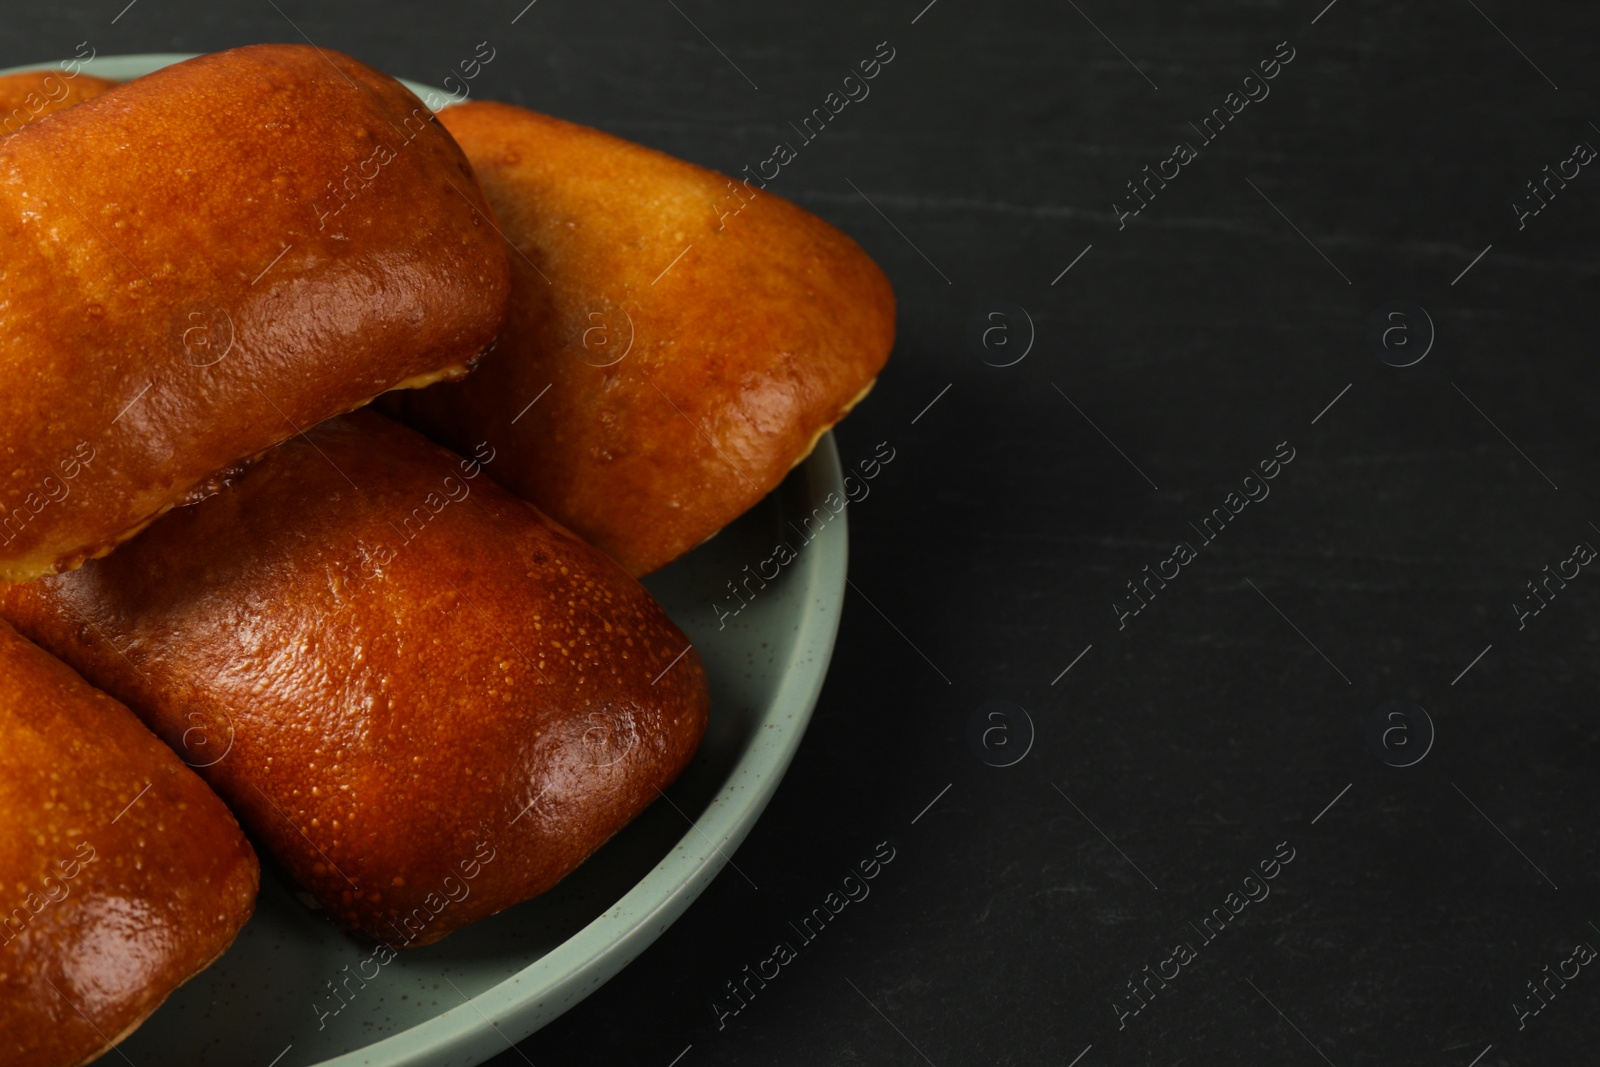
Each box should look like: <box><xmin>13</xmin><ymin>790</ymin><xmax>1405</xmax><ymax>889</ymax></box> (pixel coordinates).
<box><xmin>11</xmin><ymin>2</ymin><xmax>1600</xmax><ymax>1065</ymax></box>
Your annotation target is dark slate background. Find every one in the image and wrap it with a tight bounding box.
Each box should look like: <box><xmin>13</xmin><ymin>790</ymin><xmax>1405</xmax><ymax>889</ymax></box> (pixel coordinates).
<box><xmin>11</xmin><ymin>2</ymin><xmax>1599</xmax><ymax>1064</ymax></box>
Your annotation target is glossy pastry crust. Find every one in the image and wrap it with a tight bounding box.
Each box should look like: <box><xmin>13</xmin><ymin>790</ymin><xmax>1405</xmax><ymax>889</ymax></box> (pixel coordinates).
<box><xmin>0</xmin><ymin>70</ymin><xmax>117</xmax><ymax>135</ymax></box>
<box><xmin>384</xmin><ymin>100</ymin><xmax>895</xmax><ymax>576</ymax></box>
<box><xmin>0</xmin><ymin>44</ymin><xmax>511</xmax><ymax>583</ymax></box>
<box><xmin>0</xmin><ymin>411</ymin><xmax>710</xmax><ymax>948</ymax></box>
<box><xmin>0</xmin><ymin>620</ymin><xmax>258</xmax><ymax>1067</ymax></box>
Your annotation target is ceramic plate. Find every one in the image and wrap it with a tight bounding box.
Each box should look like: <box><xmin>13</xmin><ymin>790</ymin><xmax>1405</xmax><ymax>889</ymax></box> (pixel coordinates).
<box><xmin>0</xmin><ymin>53</ymin><xmax>848</xmax><ymax>1067</ymax></box>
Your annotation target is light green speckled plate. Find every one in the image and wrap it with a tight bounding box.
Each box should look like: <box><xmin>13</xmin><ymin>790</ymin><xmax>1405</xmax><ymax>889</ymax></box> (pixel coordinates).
<box><xmin>0</xmin><ymin>53</ymin><xmax>848</xmax><ymax>1067</ymax></box>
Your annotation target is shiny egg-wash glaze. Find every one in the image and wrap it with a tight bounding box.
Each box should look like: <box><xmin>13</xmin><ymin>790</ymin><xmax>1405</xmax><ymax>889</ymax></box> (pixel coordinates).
<box><xmin>0</xmin><ymin>411</ymin><xmax>710</xmax><ymax>948</ymax></box>
<box><xmin>0</xmin><ymin>45</ymin><xmax>511</xmax><ymax>583</ymax></box>
<box><xmin>0</xmin><ymin>620</ymin><xmax>258</xmax><ymax>1067</ymax></box>
<box><xmin>385</xmin><ymin>101</ymin><xmax>895</xmax><ymax>577</ymax></box>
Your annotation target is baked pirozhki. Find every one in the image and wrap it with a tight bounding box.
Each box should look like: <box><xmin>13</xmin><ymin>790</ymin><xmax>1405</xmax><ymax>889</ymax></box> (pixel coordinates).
<box><xmin>0</xmin><ymin>44</ymin><xmax>511</xmax><ymax>583</ymax></box>
<box><xmin>0</xmin><ymin>68</ymin><xmax>117</xmax><ymax>135</ymax></box>
<box><xmin>0</xmin><ymin>411</ymin><xmax>710</xmax><ymax>948</ymax></box>
<box><xmin>383</xmin><ymin>100</ymin><xmax>895</xmax><ymax>576</ymax></box>
<box><xmin>0</xmin><ymin>620</ymin><xmax>259</xmax><ymax>1067</ymax></box>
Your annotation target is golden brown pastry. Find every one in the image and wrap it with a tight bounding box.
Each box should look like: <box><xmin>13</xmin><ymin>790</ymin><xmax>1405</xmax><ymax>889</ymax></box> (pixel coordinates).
<box><xmin>0</xmin><ymin>411</ymin><xmax>709</xmax><ymax>949</ymax></box>
<box><xmin>383</xmin><ymin>100</ymin><xmax>895</xmax><ymax>576</ymax></box>
<box><xmin>0</xmin><ymin>620</ymin><xmax>258</xmax><ymax>1067</ymax></box>
<box><xmin>0</xmin><ymin>44</ymin><xmax>511</xmax><ymax>584</ymax></box>
<box><xmin>0</xmin><ymin>69</ymin><xmax>117</xmax><ymax>135</ymax></box>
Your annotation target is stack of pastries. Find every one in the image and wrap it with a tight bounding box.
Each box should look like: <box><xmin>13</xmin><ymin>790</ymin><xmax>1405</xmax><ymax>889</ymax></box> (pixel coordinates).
<box><xmin>0</xmin><ymin>43</ymin><xmax>892</xmax><ymax>1065</ymax></box>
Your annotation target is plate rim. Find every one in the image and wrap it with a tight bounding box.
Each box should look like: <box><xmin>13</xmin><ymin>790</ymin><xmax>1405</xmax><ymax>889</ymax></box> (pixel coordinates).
<box><xmin>0</xmin><ymin>51</ymin><xmax>850</xmax><ymax>1067</ymax></box>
